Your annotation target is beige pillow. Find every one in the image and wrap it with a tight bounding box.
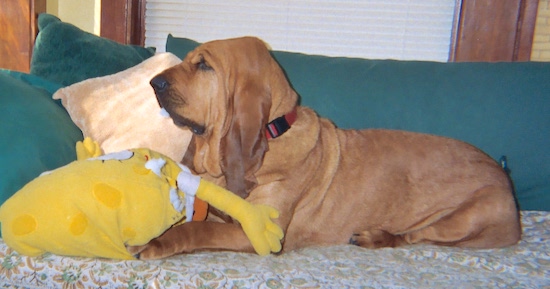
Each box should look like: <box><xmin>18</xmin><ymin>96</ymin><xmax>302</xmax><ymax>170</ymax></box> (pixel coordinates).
<box><xmin>53</xmin><ymin>52</ymin><xmax>191</xmax><ymax>161</ymax></box>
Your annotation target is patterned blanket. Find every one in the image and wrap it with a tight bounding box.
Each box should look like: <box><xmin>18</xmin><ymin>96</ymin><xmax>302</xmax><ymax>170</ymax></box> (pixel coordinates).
<box><xmin>1</xmin><ymin>211</ymin><xmax>548</xmax><ymax>288</ymax></box>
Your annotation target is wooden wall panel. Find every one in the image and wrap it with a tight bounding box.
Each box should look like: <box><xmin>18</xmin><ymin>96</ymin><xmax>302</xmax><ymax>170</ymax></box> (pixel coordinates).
<box><xmin>0</xmin><ymin>0</ymin><xmax>45</xmax><ymax>72</ymax></box>
<box><xmin>100</xmin><ymin>0</ymin><xmax>128</xmax><ymax>44</ymax></box>
<box><xmin>100</xmin><ymin>0</ymin><xmax>145</xmax><ymax>45</ymax></box>
<box><xmin>450</xmin><ymin>0</ymin><xmax>539</xmax><ymax>62</ymax></box>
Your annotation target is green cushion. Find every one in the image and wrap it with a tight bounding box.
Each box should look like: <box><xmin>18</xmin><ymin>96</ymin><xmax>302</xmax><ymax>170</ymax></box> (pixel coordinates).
<box><xmin>166</xmin><ymin>36</ymin><xmax>550</xmax><ymax>211</ymax></box>
<box><xmin>30</xmin><ymin>13</ymin><xmax>156</xmax><ymax>86</ymax></box>
<box><xmin>166</xmin><ymin>34</ymin><xmax>200</xmax><ymax>59</ymax></box>
<box><xmin>0</xmin><ymin>70</ymin><xmax>83</xmax><ymax>211</ymax></box>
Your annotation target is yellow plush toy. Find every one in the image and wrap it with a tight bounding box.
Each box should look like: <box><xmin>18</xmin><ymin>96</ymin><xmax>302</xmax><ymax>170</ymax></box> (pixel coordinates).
<box><xmin>0</xmin><ymin>138</ymin><xmax>283</xmax><ymax>259</ymax></box>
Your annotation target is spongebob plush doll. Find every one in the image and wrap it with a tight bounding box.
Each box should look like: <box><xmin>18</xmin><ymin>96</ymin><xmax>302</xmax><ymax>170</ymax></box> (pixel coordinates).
<box><xmin>0</xmin><ymin>138</ymin><xmax>283</xmax><ymax>259</ymax></box>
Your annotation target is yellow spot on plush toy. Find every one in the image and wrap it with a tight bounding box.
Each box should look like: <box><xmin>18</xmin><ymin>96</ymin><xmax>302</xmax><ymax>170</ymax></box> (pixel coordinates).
<box><xmin>93</xmin><ymin>183</ymin><xmax>123</xmax><ymax>208</ymax></box>
<box><xmin>0</xmin><ymin>138</ymin><xmax>283</xmax><ymax>259</ymax></box>
<box><xmin>12</xmin><ymin>215</ymin><xmax>36</xmax><ymax>236</ymax></box>
<box><xmin>69</xmin><ymin>213</ymin><xmax>88</xmax><ymax>236</ymax></box>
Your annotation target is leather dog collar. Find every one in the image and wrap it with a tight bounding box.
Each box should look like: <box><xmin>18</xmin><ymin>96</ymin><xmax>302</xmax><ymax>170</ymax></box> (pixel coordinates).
<box><xmin>265</xmin><ymin>108</ymin><xmax>298</xmax><ymax>139</ymax></box>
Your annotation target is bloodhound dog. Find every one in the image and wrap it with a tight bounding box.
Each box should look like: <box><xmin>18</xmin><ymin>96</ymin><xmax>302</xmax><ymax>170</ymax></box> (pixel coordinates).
<box><xmin>129</xmin><ymin>37</ymin><xmax>521</xmax><ymax>259</ymax></box>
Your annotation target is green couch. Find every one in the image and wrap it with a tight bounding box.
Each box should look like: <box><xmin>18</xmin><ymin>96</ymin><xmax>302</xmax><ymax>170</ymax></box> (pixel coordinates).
<box><xmin>0</xmin><ymin>13</ymin><xmax>549</xmax><ymax>288</ymax></box>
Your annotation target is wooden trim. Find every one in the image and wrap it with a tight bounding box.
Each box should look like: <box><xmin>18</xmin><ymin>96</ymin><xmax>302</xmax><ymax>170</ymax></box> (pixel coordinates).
<box><xmin>100</xmin><ymin>0</ymin><xmax>145</xmax><ymax>45</ymax></box>
<box><xmin>514</xmin><ymin>0</ymin><xmax>539</xmax><ymax>61</ymax></box>
<box><xmin>32</xmin><ymin>0</ymin><xmax>46</xmax><ymax>49</ymax></box>
<box><xmin>100</xmin><ymin>0</ymin><xmax>127</xmax><ymax>44</ymax></box>
<box><xmin>0</xmin><ymin>0</ymin><xmax>45</xmax><ymax>72</ymax></box>
<box><xmin>129</xmin><ymin>0</ymin><xmax>146</xmax><ymax>46</ymax></box>
<box><xmin>448</xmin><ymin>0</ymin><xmax>463</xmax><ymax>62</ymax></box>
<box><xmin>450</xmin><ymin>0</ymin><xmax>539</xmax><ymax>62</ymax></box>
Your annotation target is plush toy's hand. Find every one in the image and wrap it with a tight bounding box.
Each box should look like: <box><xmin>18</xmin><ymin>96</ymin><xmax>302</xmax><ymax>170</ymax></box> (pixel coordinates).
<box><xmin>195</xmin><ymin>181</ymin><xmax>284</xmax><ymax>255</ymax></box>
<box><xmin>76</xmin><ymin>137</ymin><xmax>102</xmax><ymax>160</ymax></box>
<box><xmin>240</xmin><ymin>204</ymin><xmax>284</xmax><ymax>255</ymax></box>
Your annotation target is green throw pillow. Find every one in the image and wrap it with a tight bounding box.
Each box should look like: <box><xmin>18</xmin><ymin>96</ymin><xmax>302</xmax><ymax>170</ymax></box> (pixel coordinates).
<box><xmin>30</xmin><ymin>13</ymin><xmax>156</xmax><ymax>86</ymax></box>
<box><xmin>166</xmin><ymin>35</ymin><xmax>550</xmax><ymax>211</ymax></box>
<box><xmin>165</xmin><ymin>34</ymin><xmax>200</xmax><ymax>59</ymax></box>
<box><xmin>0</xmin><ymin>70</ymin><xmax>83</xmax><ymax>211</ymax></box>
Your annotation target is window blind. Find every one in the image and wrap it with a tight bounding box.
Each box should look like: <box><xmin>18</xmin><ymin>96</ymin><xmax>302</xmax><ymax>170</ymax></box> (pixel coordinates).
<box><xmin>145</xmin><ymin>0</ymin><xmax>457</xmax><ymax>61</ymax></box>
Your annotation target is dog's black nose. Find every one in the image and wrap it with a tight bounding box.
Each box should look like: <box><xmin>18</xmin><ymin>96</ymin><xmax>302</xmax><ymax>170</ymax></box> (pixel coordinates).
<box><xmin>150</xmin><ymin>75</ymin><xmax>169</xmax><ymax>93</ymax></box>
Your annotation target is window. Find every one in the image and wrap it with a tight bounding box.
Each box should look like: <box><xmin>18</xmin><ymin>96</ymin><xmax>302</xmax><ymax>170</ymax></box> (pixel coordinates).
<box><xmin>145</xmin><ymin>0</ymin><xmax>457</xmax><ymax>61</ymax></box>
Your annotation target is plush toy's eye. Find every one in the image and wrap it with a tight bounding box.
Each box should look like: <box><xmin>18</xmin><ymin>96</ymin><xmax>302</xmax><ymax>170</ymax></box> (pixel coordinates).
<box><xmin>144</xmin><ymin>155</ymin><xmax>149</xmax><ymax>161</ymax></box>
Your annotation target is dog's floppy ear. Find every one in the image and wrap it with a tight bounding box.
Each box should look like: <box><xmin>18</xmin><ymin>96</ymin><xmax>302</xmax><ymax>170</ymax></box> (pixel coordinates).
<box><xmin>220</xmin><ymin>81</ymin><xmax>271</xmax><ymax>199</ymax></box>
<box><xmin>181</xmin><ymin>135</ymin><xmax>196</xmax><ymax>168</ymax></box>
<box><xmin>188</xmin><ymin>38</ymin><xmax>273</xmax><ymax>199</ymax></box>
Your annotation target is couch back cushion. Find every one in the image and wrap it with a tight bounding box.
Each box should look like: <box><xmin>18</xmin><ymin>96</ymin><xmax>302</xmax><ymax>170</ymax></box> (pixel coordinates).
<box><xmin>0</xmin><ymin>71</ymin><xmax>83</xmax><ymax>211</ymax></box>
<box><xmin>167</xmin><ymin>35</ymin><xmax>550</xmax><ymax>211</ymax></box>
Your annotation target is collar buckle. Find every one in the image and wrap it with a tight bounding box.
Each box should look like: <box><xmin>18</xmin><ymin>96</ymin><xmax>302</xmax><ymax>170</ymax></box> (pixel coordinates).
<box><xmin>265</xmin><ymin>108</ymin><xmax>298</xmax><ymax>139</ymax></box>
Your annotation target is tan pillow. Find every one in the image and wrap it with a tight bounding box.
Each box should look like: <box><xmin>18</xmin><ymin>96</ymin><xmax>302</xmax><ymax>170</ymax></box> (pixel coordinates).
<box><xmin>53</xmin><ymin>52</ymin><xmax>191</xmax><ymax>161</ymax></box>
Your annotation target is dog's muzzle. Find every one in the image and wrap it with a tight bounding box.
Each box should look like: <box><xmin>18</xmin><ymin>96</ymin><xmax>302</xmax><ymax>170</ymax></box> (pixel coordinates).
<box><xmin>150</xmin><ymin>75</ymin><xmax>169</xmax><ymax>93</ymax></box>
<box><xmin>150</xmin><ymin>75</ymin><xmax>170</xmax><ymax>109</ymax></box>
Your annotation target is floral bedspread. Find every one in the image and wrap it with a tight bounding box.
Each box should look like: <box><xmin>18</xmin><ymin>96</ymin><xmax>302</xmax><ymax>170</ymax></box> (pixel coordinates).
<box><xmin>1</xmin><ymin>211</ymin><xmax>549</xmax><ymax>289</ymax></box>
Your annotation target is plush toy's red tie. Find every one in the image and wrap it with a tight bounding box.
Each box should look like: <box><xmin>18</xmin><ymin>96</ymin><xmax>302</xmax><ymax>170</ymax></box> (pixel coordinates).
<box><xmin>265</xmin><ymin>108</ymin><xmax>298</xmax><ymax>139</ymax></box>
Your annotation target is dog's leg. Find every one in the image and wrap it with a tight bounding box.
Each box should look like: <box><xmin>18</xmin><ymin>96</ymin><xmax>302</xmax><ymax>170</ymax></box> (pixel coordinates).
<box><xmin>127</xmin><ymin>222</ymin><xmax>254</xmax><ymax>259</ymax></box>
<box><xmin>401</xmin><ymin>186</ymin><xmax>521</xmax><ymax>248</ymax></box>
<box><xmin>352</xmin><ymin>185</ymin><xmax>521</xmax><ymax>249</ymax></box>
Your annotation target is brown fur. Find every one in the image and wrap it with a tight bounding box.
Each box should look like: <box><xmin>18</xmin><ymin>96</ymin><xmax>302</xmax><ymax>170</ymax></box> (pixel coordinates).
<box><xmin>128</xmin><ymin>37</ymin><xmax>521</xmax><ymax>259</ymax></box>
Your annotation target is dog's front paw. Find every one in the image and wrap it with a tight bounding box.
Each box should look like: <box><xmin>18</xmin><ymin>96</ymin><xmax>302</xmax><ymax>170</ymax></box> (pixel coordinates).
<box><xmin>127</xmin><ymin>227</ymin><xmax>190</xmax><ymax>260</ymax></box>
<box><xmin>127</xmin><ymin>223</ymin><xmax>198</xmax><ymax>259</ymax></box>
<box><xmin>126</xmin><ymin>244</ymin><xmax>147</xmax><ymax>259</ymax></box>
<box><xmin>126</xmin><ymin>239</ymin><xmax>174</xmax><ymax>260</ymax></box>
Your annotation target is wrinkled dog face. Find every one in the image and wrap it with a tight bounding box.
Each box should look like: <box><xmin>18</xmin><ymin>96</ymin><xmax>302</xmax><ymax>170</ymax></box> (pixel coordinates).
<box><xmin>148</xmin><ymin>37</ymin><xmax>289</xmax><ymax>198</ymax></box>
<box><xmin>150</xmin><ymin>52</ymin><xmax>220</xmax><ymax>137</ymax></box>
<box><xmin>148</xmin><ymin>40</ymin><xmax>251</xmax><ymax>179</ymax></box>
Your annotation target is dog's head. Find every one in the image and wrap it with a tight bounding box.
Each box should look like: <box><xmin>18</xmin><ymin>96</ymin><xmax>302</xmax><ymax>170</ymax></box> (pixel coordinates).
<box><xmin>150</xmin><ymin>37</ymin><xmax>298</xmax><ymax>198</ymax></box>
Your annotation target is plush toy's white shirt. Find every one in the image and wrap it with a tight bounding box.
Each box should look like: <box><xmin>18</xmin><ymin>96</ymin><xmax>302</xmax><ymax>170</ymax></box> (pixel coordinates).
<box><xmin>177</xmin><ymin>164</ymin><xmax>201</xmax><ymax>222</ymax></box>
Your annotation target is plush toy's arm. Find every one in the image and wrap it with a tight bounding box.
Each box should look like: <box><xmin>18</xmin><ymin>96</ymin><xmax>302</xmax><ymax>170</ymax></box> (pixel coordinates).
<box><xmin>176</xmin><ymin>166</ymin><xmax>284</xmax><ymax>255</ymax></box>
<box><xmin>196</xmin><ymin>181</ymin><xmax>284</xmax><ymax>255</ymax></box>
<box><xmin>76</xmin><ymin>137</ymin><xmax>103</xmax><ymax>160</ymax></box>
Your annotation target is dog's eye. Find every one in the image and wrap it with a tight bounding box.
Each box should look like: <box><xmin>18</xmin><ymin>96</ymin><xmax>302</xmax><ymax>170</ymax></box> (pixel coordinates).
<box><xmin>191</xmin><ymin>126</ymin><xmax>205</xmax><ymax>135</ymax></box>
<box><xmin>197</xmin><ymin>57</ymin><xmax>212</xmax><ymax>71</ymax></box>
